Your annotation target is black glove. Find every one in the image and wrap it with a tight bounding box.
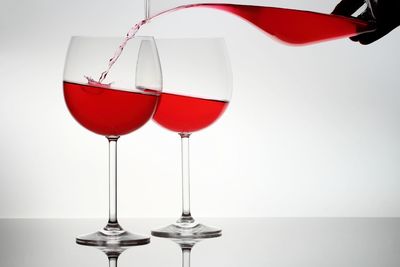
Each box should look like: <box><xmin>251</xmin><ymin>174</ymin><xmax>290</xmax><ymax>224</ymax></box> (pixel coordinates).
<box><xmin>332</xmin><ymin>0</ymin><xmax>400</xmax><ymax>44</ymax></box>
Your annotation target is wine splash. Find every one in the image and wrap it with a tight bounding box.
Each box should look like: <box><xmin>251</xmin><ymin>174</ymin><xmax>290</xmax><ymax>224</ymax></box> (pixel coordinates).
<box><xmin>95</xmin><ymin>3</ymin><xmax>374</xmax><ymax>83</ymax></box>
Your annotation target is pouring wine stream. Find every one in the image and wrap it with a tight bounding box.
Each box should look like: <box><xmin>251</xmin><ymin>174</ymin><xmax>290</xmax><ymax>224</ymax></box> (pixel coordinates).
<box><xmin>90</xmin><ymin>3</ymin><xmax>374</xmax><ymax>85</ymax></box>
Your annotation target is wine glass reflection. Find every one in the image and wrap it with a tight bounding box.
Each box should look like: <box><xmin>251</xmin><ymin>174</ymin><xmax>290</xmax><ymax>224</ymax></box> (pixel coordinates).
<box><xmin>77</xmin><ymin>244</ymin><xmax>129</xmax><ymax>267</ymax></box>
<box><xmin>165</xmin><ymin>236</ymin><xmax>221</xmax><ymax>267</ymax></box>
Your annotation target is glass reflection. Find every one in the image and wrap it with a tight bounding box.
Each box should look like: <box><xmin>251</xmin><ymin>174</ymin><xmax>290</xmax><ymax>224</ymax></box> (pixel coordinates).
<box><xmin>165</xmin><ymin>236</ymin><xmax>221</xmax><ymax>267</ymax></box>
<box><xmin>77</xmin><ymin>244</ymin><xmax>130</xmax><ymax>267</ymax></box>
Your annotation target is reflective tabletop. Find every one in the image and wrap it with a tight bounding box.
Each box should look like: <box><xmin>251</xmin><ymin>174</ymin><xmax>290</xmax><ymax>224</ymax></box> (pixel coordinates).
<box><xmin>1</xmin><ymin>218</ymin><xmax>399</xmax><ymax>267</ymax></box>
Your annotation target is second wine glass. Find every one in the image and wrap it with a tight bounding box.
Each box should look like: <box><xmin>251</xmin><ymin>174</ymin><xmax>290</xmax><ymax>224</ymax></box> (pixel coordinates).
<box><xmin>151</xmin><ymin>38</ymin><xmax>232</xmax><ymax>238</ymax></box>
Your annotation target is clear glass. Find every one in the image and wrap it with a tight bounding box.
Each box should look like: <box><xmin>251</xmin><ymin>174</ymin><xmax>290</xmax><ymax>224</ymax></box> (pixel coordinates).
<box><xmin>63</xmin><ymin>36</ymin><xmax>162</xmax><ymax>246</ymax></box>
<box><xmin>151</xmin><ymin>38</ymin><xmax>232</xmax><ymax>239</ymax></box>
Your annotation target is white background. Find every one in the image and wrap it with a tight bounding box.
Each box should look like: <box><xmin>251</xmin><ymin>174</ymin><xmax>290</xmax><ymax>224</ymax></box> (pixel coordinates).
<box><xmin>0</xmin><ymin>0</ymin><xmax>399</xmax><ymax>218</ymax></box>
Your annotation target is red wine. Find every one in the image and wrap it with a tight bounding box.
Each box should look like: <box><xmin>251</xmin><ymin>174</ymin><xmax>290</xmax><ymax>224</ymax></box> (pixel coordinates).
<box><xmin>64</xmin><ymin>81</ymin><xmax>158</xmax><ymax>136</ymax></box>
<box><xmin>153</xmin><ymin>92</ymin><xmax>229</xmax><ymax>133</ymax></box>
<box><xmin>156</xmin><ymin>4</ymin><xmax>372</xmax><ymax>45</ymax></box>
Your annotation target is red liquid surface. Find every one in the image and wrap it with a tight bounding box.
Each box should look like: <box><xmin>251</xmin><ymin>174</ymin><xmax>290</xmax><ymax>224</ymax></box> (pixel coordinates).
<box><xmin>163</xmin><ymin>4</ymin><xmax>372</xmax><ymax>45</ymax></box>
<box><xmin>153</xmin><ymin>92</ymin><xmax>229</xmax><ymax>133</ymax></box>
<box><xmin>64</xmin><ymin>82</ymin><xmax>158</xmax><ymax>136</ymax></box>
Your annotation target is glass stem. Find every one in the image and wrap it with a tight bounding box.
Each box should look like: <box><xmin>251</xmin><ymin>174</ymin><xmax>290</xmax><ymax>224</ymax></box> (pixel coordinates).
<box><xmin>105</xmin><ymin>136</ymin><xmax>122</xmax><ymax>232</ymax></box>
<box><xmin>144</xmin><ymin>0</ymin><xmax>150</xmax><ymax>19</ymax></box>
<box><xmin>177</xmin><ymin>133</ymin><xmax>195</xmax><ymax>224</ymax></box>
<box><xmin>108</xmin><ymin>257</ymin><xmax>118</xmax><ymax>267</ymax></box>
<box><xmin>182</xmin><ymin>248</ymin><xmax>191</xmax><ymax>267</ymax></box>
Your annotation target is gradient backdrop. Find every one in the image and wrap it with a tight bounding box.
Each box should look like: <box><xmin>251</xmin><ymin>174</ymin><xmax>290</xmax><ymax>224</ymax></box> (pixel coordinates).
<box><xmin>0</xmin><ymin>0</ymin><xmax>399</xmax><ymax>218</ymax></box>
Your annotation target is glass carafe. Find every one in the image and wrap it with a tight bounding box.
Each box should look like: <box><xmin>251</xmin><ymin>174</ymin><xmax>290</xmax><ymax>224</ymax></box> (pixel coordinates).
<box><xmin>144</xmin><ymin>0</ymin><xmax>376</xmax><ymax>45</ymax></box>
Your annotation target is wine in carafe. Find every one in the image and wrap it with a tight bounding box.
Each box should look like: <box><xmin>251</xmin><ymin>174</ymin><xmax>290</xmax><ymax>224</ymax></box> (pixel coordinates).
<box><xmin>145</xmin><ymin>0</ymin><xmax>375</xmax><ymax>45</ymax></box>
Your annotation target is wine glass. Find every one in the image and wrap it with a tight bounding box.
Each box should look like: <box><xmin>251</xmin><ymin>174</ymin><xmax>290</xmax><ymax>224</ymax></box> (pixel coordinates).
<box><xmin>63</xmin><ymin>36</ymin><xmax>162</xmax><ymax>246</ymax></box>
<box><xmin>151</xmin><ymin>38</ymin><xmax>232</xmax><ymax>238</ymax></box>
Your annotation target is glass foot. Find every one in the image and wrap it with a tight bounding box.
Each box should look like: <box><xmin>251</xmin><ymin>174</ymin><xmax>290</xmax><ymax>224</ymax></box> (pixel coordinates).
<box><xmin>151</xmin><ymin>223</ymin><xmax>221</xmax><ymax>239</ymax></box>
<box><xmin>76</xmin><ymin>226</ymin><xmax>150</xmax><ymax>246</ymax></box>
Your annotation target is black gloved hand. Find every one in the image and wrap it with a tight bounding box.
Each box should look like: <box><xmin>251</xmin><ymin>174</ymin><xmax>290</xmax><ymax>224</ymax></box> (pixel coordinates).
<box><xmin>332</xmin><ymin>0</ymin><xmax>400</xmax><ymax>44</ymax></box>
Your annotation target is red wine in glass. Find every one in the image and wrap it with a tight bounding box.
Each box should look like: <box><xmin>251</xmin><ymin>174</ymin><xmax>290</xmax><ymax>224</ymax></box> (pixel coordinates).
<box><xmin>150</xmin><ymin>38</ymin><xmax>231</xmax><ymax>239</ymax></box>
<box><xmin>64</xmin><ymin>81</ymin><xmax>158</xmax><ymax>136</ymax></box>
<box><xmin>64</xmin><ymin>36</ymin><xmax>162</xmax><ymax>246</ymax></box>
<box><xmin>153</xmin><ymin>92</ymin><xmax>229</xmax><ymax>133</ymax></box>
